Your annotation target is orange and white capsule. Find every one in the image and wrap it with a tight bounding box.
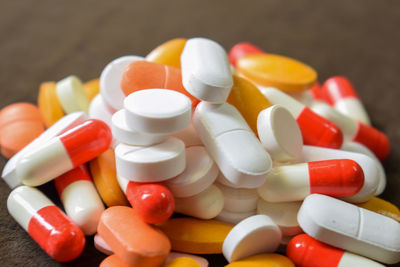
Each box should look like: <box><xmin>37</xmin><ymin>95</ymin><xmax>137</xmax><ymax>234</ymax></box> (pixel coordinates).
<box><xmin>17</xmin><ymin>119</ymin><xmax>112</xmax><ymax>186</ymax></box>
<box><xmin>259</xmin><ymin>87</ymin><xmax>343</xmax><ymax>149</ymax></box>
<box><xmin>287</xmin><ymin>234</ymin><xmax>385</xmax><ymax>267</ymax></box>
<box><xmin>7</xmin><ymin>186</ymin><xmax>85</xmax><ymax>262</ymax></box>
<box><xmin>54</xmin><ymin>165</ymin><xmax>105</xmax><ymax>235</ymax></box>
<box><xmin>258</xmin><ymin>159</ymin><xmax>364</xmax><ymax>202</ymax></box>
<box><xmin>322</xmin><ymin>76</ymin><xmax>371</xmax><ymax>125</ymax></box>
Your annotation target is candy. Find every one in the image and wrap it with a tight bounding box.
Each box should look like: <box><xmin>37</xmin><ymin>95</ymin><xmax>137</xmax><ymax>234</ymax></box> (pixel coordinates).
<box><xmin>146</xmin><ymin>38</ymin><xmax>187</xmax><ymax>68</ymax></box>
<box><xmin>56</xmin><ymin>75</ymin><xmax>89</xmax><ymax>114</ymax></box>
<box><xmin>38</xmin><ymin>81</ymin><xmax>65</xmax><ymax>127</ymax></box>
<box><xmin>7</xmin><ymin>186</ymin><xmax>85</xmax><ymax>262</ymax></box>
<box><xmin>97</xmin><ymin>206</ymin><xmax>171</xmax><ymax>266</ymax></box>
<box><xmin>17</xmin><ymin>119</ymin><xmax>112</xmax><ymax>186</ymax></box>
<box><xmin>83</xmin><ymin>78</ymin><xmax>100</xmax><ymax>101</ymax></box>
<box><xmin>225</xmin><ymin>253</ymin><xmax>295</xmax><ymax>267</ymax></box>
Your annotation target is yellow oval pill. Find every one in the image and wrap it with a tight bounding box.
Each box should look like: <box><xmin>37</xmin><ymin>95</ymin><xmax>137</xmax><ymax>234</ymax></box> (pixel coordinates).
<box><xmin>164</xmin><ymin>257</ymin><xmax>201</xmax><ymax>267</ymax></box>
<box><xmin>225</xmin><ymin>253</ymin><xmax>294</xmax><ymax>267</ymax></box>
<box><xmin>146</xmin><ymin>38</ymin><xmax>187</xmax><ymax>68</ymax></box>
<box><xmin>37</xmin><ymin>81</ymin><xmax>65</xmax><ymax>127</ymax></box>
<box><xmin>83</xmin><ymin>78</ymin><xmax>100</xmax><ymax>101</ymax></box>
<box><xmin>237</xmin><ymin>54</ymin><xmax>317</xmax><ymax>93</ymax></box>
<box><xmin>158</xmin><ymin>218</ymin><xmax>233</xmax><ymax>254</ymax></box>
<box><xmin>357</xmin><ymin>197</ymin><xmax>400</xmax><ymax>222</ymax></box>
<box><xmin>228</xmin><ymin>75</ymin><xmax>271</xmax><ymax>134</ymax></box>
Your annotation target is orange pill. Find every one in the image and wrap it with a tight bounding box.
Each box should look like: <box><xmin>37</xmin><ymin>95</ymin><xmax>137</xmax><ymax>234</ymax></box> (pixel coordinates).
<box><xmin>37</xmin><ymin>81</ymin><xmax>65</xmax><ymax>127</ymax></box>
<box><xmin>100</xmin><ymin>254</ymin><xmax>132</xmax><ymax>267</ymax></box>
<box><xmin>0</xmin><ymin>103</ymin><xmax>45</xmax><ymax>158</ymax></box>
<box><xmin>120</xmin><ymin>60</ymin><xmax>200</xmax><ymax>109</ymax></box>
<box><xmin>83</xmin><ymin>78</ymin><xmax>100</xmax><ymax>101</ymax></box>
<box><xmin>89</xmin><ymin>149</ymin><xmax>129</xmax><ymax>207</ymax></box>
<box><xmin>146</xmin><ymin>38</ymin><xmax>187</xmax><ymax>68</ymax></box>
<box><xmin>98</xmin><ymin>206</ymin><xmax>171</xmax><ymax>267</ymax></box>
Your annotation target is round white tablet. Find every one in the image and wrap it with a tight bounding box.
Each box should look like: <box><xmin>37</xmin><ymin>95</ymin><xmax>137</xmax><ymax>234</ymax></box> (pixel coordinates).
<box><xmin>257</xmin><ymin>105</ymin><xmax>303</xmax><ymax>162</ymax></box>
<box><xmin>124</xmin><ymin>89</ymin><xmax>191</xmax><ymax>134</ymax></box>
<box><xmin>88</xmin><ymin>94</ymin><xmax>114</xmax><ymax>129</ymax></box>
<box><xmin>215</xmin><ymin>209</ymin><xmax>256</xmax><ymax>225</ymax></box>
<box><xmin>257</xmin><ymin>199</ymin><xmax>302</xmax><ymax>236</ymax></box>
<box><xmin>112</xmin><ymin>109</ymin><xmax>167</xmax><ymax>146</ymax></box>
<box><xmin>115</xmin><ymin>137</ymin><xmax>185</xmax><ymax>182</ymax></box>
<box><xmin>164</xmin><ymin>146</ymin><xmax>219</xmax><ymax>197</ymax></box>
<box><xmin>171</xmin><ymin>123</ymin><xmax>203</xmax><ymax>147</ymax></box>
<box><xmin>56</xmin><ymin>75</ymin><xmax>90</xmax><ymax>114</ymax></box>
<box><xmin>100</xmin><ymin>55</ymin><xmax>144</xmax><ymax>111</ymax></box>
<box><xmin>216</xmin><ymin>172</ymin><xmax>241</xmax><ymax>189</ymax></box>
<box><xmin>222</xmin><ymin>215</ymin><xmax>282</xmax><ymax>263</ymax></box>
<box><xmin>215</xmin><ymin>182</ymin><xmax>258</xmax><ymax>213</ymax></box>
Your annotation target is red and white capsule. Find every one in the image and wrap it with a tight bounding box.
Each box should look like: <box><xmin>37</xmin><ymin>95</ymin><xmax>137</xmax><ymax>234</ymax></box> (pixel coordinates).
<box><xmin>117</xmin><ymin>175</ymin><xmax>175</xmax><ymax>224</ymax></box>
<box><xmin>287</xmin><ymin>234</ymin><xmax>385</xmax><ymax>267</ymax></box>
<box><xmin>7</xmin><ymin>186</ymin><xmax>85</xmax><ymax>262</ymax></box>
<box><xmin>54</xmin><ymin>164</ymin><xmax>105</xmax><ymax>235</ymax></box>
<box><xmin>17</xmin><ymin>119</ymin><xmax>112</xmax><ymax>186</ymax></box>
<box><xmin>257</xmin><ymin>159</ymin><xmax>364</xmax><ymax>202</ymax></box>
<box><xmin>322</xmin><ymin>76</ymin><xmax>371</xmax><ymax>125</ymax></box>
<box><xmin>259</xmin><ymin>87</ymin><xmax>343</xmax><ymax>149</ymax></box>
<box><xmin>228</xmin><ymin>42</ymin><xmax>264</xmax><ymax>67</ymax></box>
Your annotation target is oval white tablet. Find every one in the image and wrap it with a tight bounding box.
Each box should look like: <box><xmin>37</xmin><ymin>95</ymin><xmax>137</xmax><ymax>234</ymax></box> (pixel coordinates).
<box><xmin>298</xmin><ymin>194</ymin><xmax>400</xmax><ymax>265</ymax></box>
<box><xmin>215</xmin><ymin>209</ymin><xmax>256</xmax><ymax>225</ymax></box>
<box><xmin>257</xmin><ymin>199</ymin><xmax>302</xmax><ymax>236</ymax></box>
<box><xmin>112</xmin><ymin>109</ymin><xmax>167</xmax><ymax>146</ymax></box>
<box><xmin>88</xmin><ymin>94</ymin><xmax>114</xmax><ymax>129</ymax></box>
<box><xmin>222</xmin><ymin>215</ymin><xmax>282</xmax><ymax>263</ymax></box>
<box><xmin>124</xmin><ymin>89</ymin><xmax>191</xmax><ymax>134</ymax></box>
<box><xmin>257</xmin><ymin>105</ymin><xmax>303</xmax><ymax>162</ymax></box>
<box><xmin>115</xmin><ymin>137</ymin><xmax>185</xmax><ymax>182</ymax></box>
<box><xmin>164</xmin><ymin>146</ymin><xmax>219</xmax><ymax>198</ymax></box>
<box><xmin>181</xmin><ymin>37</ymin><xmax>233</xmax><ymax>103</ymax></box>
<box><xmin>174</xmin><ymin>184</ymin><xmax>224</xmax><ymax>219</ymax></box>
<box><xmin>100</xmin><ymin>55</ymin><xmax>144</xmax><ymax>110</ymax></box>
<box><xmin>215</xmin><ymin>182</ymin><xmax>258</xmax><ymax>213</ymax></box>
<box><xmin>56</xmin><ymin>75</ymin><xmax>89</xmax><ymax>114</ymax></box>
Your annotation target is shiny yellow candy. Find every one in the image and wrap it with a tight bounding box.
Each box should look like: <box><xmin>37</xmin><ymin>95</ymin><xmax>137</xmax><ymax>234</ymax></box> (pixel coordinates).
<box><xmin>225</xmin><ymin>253</ymin><xmax>295</xmax><ymax>267</ymax></box>
<box><xmin>146</xmin><ymin>38</ymin><xmax>187</xmax><ymax>68</ymax></box>
<box><xmin>228</xmin><ymin>75</ymin><xmax>271</xmax><ymax>134</ymax></box>
<box><xmin>164</xmin><ymin>257</ymin><xmax>201</xmax><ymax>267</ymax></box>
<box><xmin>83</xmin><ymin>78</ymin><xmax>100</xmax><ymax>101</ymax></box>
<box><xmin>237</xmin><ymin>54</ymin><xmax>317</xmax><ymax>93</ymax></box>
<box><xmin>158</xmin><ymin>218</ymin><xmax>233</xmax><ymax>254</ymax></box>
<box><xmin>37</xmin><ymin>81</ymin><xmax>65</xmax><ymax>127</ymax></box>
<box><xmin>357</xmin><ymin>197</ymin><xmax>400</xmax><ymax>222</ymax></box>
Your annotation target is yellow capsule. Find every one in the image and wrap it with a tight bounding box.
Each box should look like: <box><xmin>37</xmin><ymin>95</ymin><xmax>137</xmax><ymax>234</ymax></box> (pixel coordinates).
<box><xmin>83</xmin><ymin>78</ymin><xmax>100</xmax><ymax>101</ymax></box>
<box><xmin>37</xmin><ymin>81</ymin><xmax>65</xmax><ymax>127</ymax></box>
<box><xmin>225</xmin><ymin>253</ymin><xmax>295</xmax><ymax>267</ymax></box>
<box><xmin>158</xmin><ymin>218</ymin><xmax>233</xmax><ymax>254</ymax></box>
<box><xmin>146</xmin><ymin>38</ymin><xmax>187</xmax><ymax>68</ymax></box>
<box><xmin>227</xmin><ymin>75</ymin><xmax>271</xmax><ymax>134</ymax></box>
<box><xmin>164</xmin><ymin>257</ymin><xmax>201</xmax><ymax>267</ymax></box>
<box><xmin>237</xmin><ymin>54</ymin><xmax>317</xmax><ymax>93</ymax></box>
<box><xmin>357</xmin><ymin>197</ymin><xmax>400</xmax><ymax>222</ymax></box>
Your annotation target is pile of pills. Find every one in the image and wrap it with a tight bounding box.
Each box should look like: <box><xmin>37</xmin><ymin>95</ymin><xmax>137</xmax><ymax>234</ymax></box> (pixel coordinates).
<box><xmin>0</xmin><ymin>37</ymin><xmax>399</xmax><ymax>267</ymax></box>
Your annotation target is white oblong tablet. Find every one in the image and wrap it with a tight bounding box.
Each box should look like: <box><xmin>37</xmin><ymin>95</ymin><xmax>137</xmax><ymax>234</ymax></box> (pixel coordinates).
<box><xmin>181</xmin><ymin>37</ymin><xmax>233</xmax><ymax>103</ymax></box>
<box><xmin>100</xmin><ymin>55</ymin><xmax>144</xmax><ymax>110</ymax></box>
<box><xmin>215</xmin><ymin>209</ymin><xmax>256</xmax><ymax>225</ymax></box>
<box><xmin>222</xmin><ymin>215</ymin><xmax>282</xmax><ymax>263</ymax></box>
<box><xmin>215</xmin><ymin>182</ymin><xmax>258</xmax><ymax>213</ymax></box>
<box><xmin>174</xmin><ymin>184</ymin><xmax>224</xmax><ymax>219</ymax></box>
<box><xmin>257</xmin><ymin>105</ymin><xmax>303</xmax><ymax>162</ymax></box>
<box><xmin>164</xmin><ymin>146</ymin><xmax>219</xmax><ymax>198</ymax></box>
<box><xmin>257</xmin><ymin>199</ymin><xmax>302</xmax><ymax>236</ymax></box>
<box><xmin>88</xmin><ymin>94</ymin><xmax>114</xmax><ymax>129</ymax></box>
<box><xmin>124</xmin><ymin>89</ymin><xmax>191</xmax><ymax>134</ymax></box>
<box><xmin>171</xmin><ymin>123</ymin><xmax>203</xmax><ymax>147</ymax></box>
<box><xmin>115</xmin><ymin>137</ymin><xmax>185</xmax><ymax>182</ymax></box>
<box><xmin>56</xmin><ymin>75</ymin><xmax>89</xmax><ymax>114</ymax></box>
<box><xmin>298</xmin><ymin>194</ymin><xmax>400</xmax><ymax>265</ymax></box>
<box><xmin>112</xmin><ymin>109</ymin><xmax>167</xmax><ymax>146</ymax></box>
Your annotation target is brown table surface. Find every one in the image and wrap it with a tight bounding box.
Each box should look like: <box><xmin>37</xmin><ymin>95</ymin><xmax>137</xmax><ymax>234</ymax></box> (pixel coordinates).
<box><xmin>1</xmin><ymin>0</ymin><xmax>399</xmax><ymax>266</ymax></box>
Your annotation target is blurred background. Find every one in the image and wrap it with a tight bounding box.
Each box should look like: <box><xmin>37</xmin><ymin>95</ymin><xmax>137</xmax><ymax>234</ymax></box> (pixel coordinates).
<box><xmin>0</xmin><ymin>0</ymin><xmax>399</xmax><ymax>266</ymax></box>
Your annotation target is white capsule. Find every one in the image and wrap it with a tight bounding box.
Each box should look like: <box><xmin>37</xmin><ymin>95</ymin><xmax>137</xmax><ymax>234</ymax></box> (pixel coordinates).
<box><xmin>215</xmin><ymin>182</ymin><xmax>258</xmax><ymax>213</ymax></box>
<box><xmin>56</xmin><ymin>75</ymin><xmax>89</xmax><ymax>114</ymax></box>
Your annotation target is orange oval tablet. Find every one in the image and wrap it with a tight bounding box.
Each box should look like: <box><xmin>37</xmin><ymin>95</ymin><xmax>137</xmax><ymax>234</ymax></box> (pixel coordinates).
<box><xmin>38</xmin><ymin>82</ymin><xmax>65</xmax><ymax>127</ymax></box>
<box><xmin>146</xmin><ymin>38</ymin><xmax>187</xmax><ymax>68</ymax></box>
<box><xmin>165</xmin><ymin>257</ymin><xmax>201</xmax><ymax>267</ymax></box>
<box><xmin>158</xmin><ymin>218</ymin><xmax>233</xmax><ymax>254</ymax></box>
<box><xmin>225</xmin><ymin>253</ymin><xmax>294</xmax><ymax>267</ymax></box>
<box><xmin>357</xmin><ymin>197</ymin><xmax>400</xmax><ymax>222</ymax></box>
<box><xmin>98</xmin><ymin>206</ymin><xmax>171</xmax><ymax>267</ymax></box>
<box><xmin>100</xmin><ymin>254</ymin><xmax>132</xmax><ymax>267</ymax></box>
<box><xmin>237</xmin><ymin>54</ymin><xmax>317</xmax><ymax>93</ymax></box>
<box><xmin>89</xmin><ymin>149</ymin><xmax>129</xmax><ymax>207</ymax></box>
<box><xmin>227</xmin><ymin>75</ymin><xmax>271</xmax><ymax>134</ymax></box>
<box><xmin>0</xmin><ymin>103</ymin><xmax>45</xmax><ymax>158</ymax></box>
<box><xmin>84</xmin><ymin>78</ymin><xmax>100</xmax><ymax>101</ymax></box>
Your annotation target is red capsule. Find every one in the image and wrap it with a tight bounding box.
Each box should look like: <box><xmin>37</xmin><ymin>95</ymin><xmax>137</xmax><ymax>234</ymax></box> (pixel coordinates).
<box><xmin>228</xmin><ymin>42</ymin><xmax>264</xmax><ymax>66</ymax></box>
